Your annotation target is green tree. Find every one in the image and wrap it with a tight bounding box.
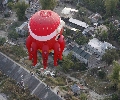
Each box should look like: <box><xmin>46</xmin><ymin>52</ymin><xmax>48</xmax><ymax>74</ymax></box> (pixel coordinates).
<box><xmin>61</xmin><ymin>56</ymin><xmax>74</xmax><ymax>72</ymax></box>
<box><xmin>75</xmin><ymin>35</ymin><xmax>88</xmax><ymax>45</ymax></box>
<box><xmin>111</xmin><ymin>93</ymin><xmax>119</xmax><ymax>100</ymax></box>
<box><xmin>102</xmin><ymin>49</ymin><xmax>119</xmax><ymax>65</ymax></box>
<box><xmin>104</xmin><ymin>0</ymin><xmax>119</xmax><ymax>16</ymax></box>
<box><xmin>110</xmin><ymin>61</ymin><xmax>120</xmax><ymax>84</ymax></box>
<box><xmin>7</xmin><ymin>2</ymin><xmax>14</xmax><ymax>10</ymax></box>
<box><xmin>98</xmin><ymin>70</ymin><xmax>106</xmax><ymax>79</ymax></box>
<box><xmin>14</xmin><ymin>1</ymin><xmax>28</xmax><ymax>21</ymax></box>
<box><xmin>39</xmin><ymin>0</ymin><xmax>57</xmax><ymax>10</ymax></box>
<box><xmin>8</xmin><ymin>30</ymin><xmax>19</xmax><ymax>40</ymax></box>
<box><xmin>80</xmin><ymin>93</ymin><xmax>87</xmax><ymax>100</ymax></box>
<box><xmin>0</xmin><ymin>37</ymin><xmax>6</xmax><ymax>46</ymax></box>
<box><xmin>10</xmin><ymin>45</ymin><xmax>27</xmax><ymax>57</ymax></box>
<box><xmin>100</xmin><ymin>30</ymin><xmax>108</xmax><ymax>41</ymax></box>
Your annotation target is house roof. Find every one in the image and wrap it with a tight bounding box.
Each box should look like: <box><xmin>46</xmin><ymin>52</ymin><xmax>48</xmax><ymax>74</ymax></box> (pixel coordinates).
<box><xmin>82</xmin><ymin>27</ymin><xmax>94</xmax><ymax>35</ymax></box>
<box><xmin>76</xmin><ymin>48</ymin><xmax>83</xmax><ymax>55</ymax></box>
<box><xmin>18</xmin><ymin>22</ymin><xmax>28</xmax><ymax>30</ymax></box>
<box><xmin>88</xmin><ymin>13</ymin><xmax>102</xmax><ymax>23</ymax></box>
<box><xmin>71</xmin><ymin>84</ymin><xmax>80</xmax><ymax>93</ymax></box>
<box><xmin>88</xmin><ymin>38</ymin><xmax>115</xmax><ymax>53</ymax></box>
<box><xmin>2</xmin><ymin>0</ymin><xmax>8</xmax><ymax>5</ymax></box>
<box><xmin>72</xmin><ymin>45</ymin><xmax>79</xmax><ymax>52</ymax></box>
<box><xmin>80</xmin><ymin>51</ymin><xmax>87</xmax><ymax>57</ymax></box>
<box><xmin>69</xmin><ymin>18</ymin><xmax>89</xmax><ymax>28</ymax></box>
<box><xmin>84</xmin><ymin>53</ymin><xmax>90</xmax><ymax>60</ymax></box>
<box><xmin>72</xmin><ymin>46</ymin><xmax>91</xmax><ymax>60</ymax></box>
<box><xmin>61</xmin><ymin>7</ymin><xmax>78</xmax><ymax>15</ymax></box>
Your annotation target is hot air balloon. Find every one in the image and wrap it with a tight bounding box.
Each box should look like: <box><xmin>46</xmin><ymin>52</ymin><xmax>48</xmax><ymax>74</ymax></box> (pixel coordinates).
<box><xmin>26</xmin><ymin>10</ymin><xmax>65</xmax><ymax>69</ymax></box>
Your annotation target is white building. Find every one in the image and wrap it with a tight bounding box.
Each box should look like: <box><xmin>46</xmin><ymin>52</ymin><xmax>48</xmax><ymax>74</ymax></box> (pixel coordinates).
<box><xmin>61</xmin><ymin>7</ymin><xmax>78</xmax><ymax>18</ymax></box>
<box><xmin>69</xmin><ymin>18</ymin><xmax>89</xmax><ymax>28</ymax></box>
<box><xmin>2</xmin><ymin>0</ymin><xmax>8</xmax><ymax>7</ymax></box>
<box><xmin>15</xmin><ymin>22</ymin><xmax>28</xmax><ymax>36</ymax></box>
<box><xmin>86</xmin><ymin>38</ymin><xmax>115</xmax><ymax>57</ymax></box>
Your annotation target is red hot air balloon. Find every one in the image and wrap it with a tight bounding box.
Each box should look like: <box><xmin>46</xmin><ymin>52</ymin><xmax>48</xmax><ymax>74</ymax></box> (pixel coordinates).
<box><xmin>26</xmin><ymin>10</ymin><xmax>65</xmax><ymax>69</ymax></box>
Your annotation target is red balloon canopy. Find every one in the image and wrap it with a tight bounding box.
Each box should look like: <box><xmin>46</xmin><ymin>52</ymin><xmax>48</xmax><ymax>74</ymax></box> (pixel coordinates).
<box><xmin>26</xmin><ymin>10</ymin><xmax>65</xmax><ymax>69</ymax></box>
<box><xmin>29</xmin><ymin>10</ymin><xmax>61</xmax><ymax>39</ymax></box>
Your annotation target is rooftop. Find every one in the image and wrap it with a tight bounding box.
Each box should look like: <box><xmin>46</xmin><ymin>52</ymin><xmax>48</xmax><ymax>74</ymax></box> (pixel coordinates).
<box><xmin>61</xmin><ymin>7</ymin><xmax>78</xmax><ymax>15</ymax></box>
<box><xmin>88</xmin><ymin>38</ymin><xmax>115</xmax><ymax>53</ymax></box>
<box><xmin>84</xmin><ymin>53</ymin><xmax>90</xmax><ymax>60</ymax></box>
<box><xmin>76</xmin><ymin>48</ymin><xmax>83</xmax><ymax>55</ymax></box>
<box><xmin>18</xmin><ymin>22</ymin><xmax>28</xmax><ymax>30</ymax></box>
<box><xmin>72</xmin><ymin>45</ymin><xmax>79</xmax><ymax>52</ymax></box>
<box><xmin>69</xmin><ymin>18</ymin><xmax>89</xmax><ymax>28</ymax></box>
<box><xmin>72</xmin><ymin>46</ymin><xmax>91</xmax><ymax>60</ymax></box>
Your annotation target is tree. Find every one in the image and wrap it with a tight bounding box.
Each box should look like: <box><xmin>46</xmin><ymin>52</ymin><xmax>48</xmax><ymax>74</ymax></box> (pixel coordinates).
<box><xmin>75</xmin><ymin>35</ymin><xmax>88</xmax><ymax>45</ymax></box>
<box><xmin>0</xmin><ymin>37</ymin><xmax>6</xmax><ymax>46</ymax></box>
<box><xmin>39</xmin><ymin>0</ymin><xmax>57</xmax><ymax>10</ymax></box>
<box><xmin>102</xmin><ymin>49</ymin><xmax>119</xmax><ymax>65</ymax></box>
<box><xmin>110</xmin><ymin>61</ymin><xmax>120</xmax><ymax>84</ymax></box>
<box><xmin>14</xmin><ymin>1</ymin><xmax>28</xmax><ymax>21</ymax></box>
<box><xmin>61</xmin><ymin>56</ymin><xmax>74</xmax><ymax>72</ymax></box>
<box><xmin>104</xmin><ymin>0</ymin><xmax>119</xmax><ymax>16</ymax></box>
<box><xmin>80</xmin><ymin>93</ymin><xmax>87</xmax><ymax>100</ymax></box>
<box><xmin>108</xmin><ymin>22</ymin><xmax>117</xmax><ymax>40</ymax></box>
<box><xmin>10</xmin><ymin>45</ymin><xmax>27</xmax><ymax>58</ymax></box>
<box><xmin>108</xmin><ymin>61</ymin><xmax>120</xmax><ymax>92</ymax></box>
<box><xmin>98</xmin><ymin>70</ymin><xmax>106</xmax><ymax>79</ymax></box>
<box><xmin>7</xmin><ymin>2</ymin><xmax>14</xmax><ymax>10</ymax></box>
<box><xmin>8</xmin><ymin>30</ymin><xmax>19</xmax><ymax>40</ymax></box>
<box><xmin>111</xmin><ymin>93</ymin><xmax>119</xmax><ymax>100</ymax></box>
<box><xmin>100</xmin><ymin>30</ymin><xmax>108</xmax><ymax>41</ymax></box>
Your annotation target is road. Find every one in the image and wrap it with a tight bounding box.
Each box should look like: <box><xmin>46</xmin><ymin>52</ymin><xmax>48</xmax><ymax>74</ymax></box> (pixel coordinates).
<box><xmin>0</xmin><ymin>93</ymin><xmax>7</xmax><ymax>100</ymax></box>
<box><xmin>0</xmin><ymin>52</ymin><xmax>64</xmax><ymax>100</ymax></box>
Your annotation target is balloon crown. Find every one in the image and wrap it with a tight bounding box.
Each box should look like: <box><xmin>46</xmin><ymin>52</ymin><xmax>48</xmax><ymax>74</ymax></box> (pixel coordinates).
<box><xmin>40</xmin><ymin>11</ymin><xmax>52</xmax><ymax>17</ymax></box>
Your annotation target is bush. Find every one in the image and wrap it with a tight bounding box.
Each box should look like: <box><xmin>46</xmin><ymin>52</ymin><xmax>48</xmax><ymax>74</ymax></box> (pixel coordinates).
<box><xmin>0</xmin><ymin>37</ymin><xmax>6</xmax><ymax>46</ymax></box>
<box><xmin>97</xmin><ymin>70</ymin><xmax>106</xmax><ymax>79</ymax></box>
<box><xmin>7</xmin><ymin>2</ymin><xmax>14</xmax><ymax>10</ymax></box>
<box><xmin>4</xmin><ymin>13</ymin><xmax>10</xmax><ymax>17</ymax></box>
<box><xmin>8</xmin><ymin>30</ymin><xmax>19</xmax><ymax>40</ymax></box>
<box><xmin>79</xmin><ymin>93</ymin><xmax>87</xmax><ymax>100</ymax></box>
<box><xmin>111</xmin><ymin>94</ymin><xmax>118</xmax><ymax>100</ymax></box>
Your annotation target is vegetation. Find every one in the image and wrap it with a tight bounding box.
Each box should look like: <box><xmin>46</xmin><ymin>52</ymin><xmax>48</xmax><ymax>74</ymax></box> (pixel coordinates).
<box><xmin>0</xmin><ymin>37</ymin><xmax>6</xmax><ymax>46</ymax></box>
<box><xmin>109</xmin><ymin>61</ymin><xmax>120</xmax><ymax>92</ymax></box>
<box><xmin>0</xmin><ymin>71</ymin><xmax>39</xmax><ymax>100</ymax></box>
<box><xmin>44</xmin><ymin>76</ymin><xmax>66</xmax><ymax>86</ymax></box>
<box><xmin>104</xmin><ymin>0</ymin><xmax>119</xmax><ymax>16</ymax></box>
<box><xmin>79</xmin><ymin>93</ymin><xmax>87</xmax><ymax>100</ymax></box>
<box><xmin>78</xmin><ymin>0</ymin><xmax>105</xmax><ymax>14</ymax></box>
<box><xmin>97</xmin><ymin>70</ymin><xmax>106</xmax><ymax>79</ymax></box>
<box><xmin>74</xmin><ymin>31</ymin><xmax>89</xmax><ymax>45</ymax></box>
<box><xmin>8</xmin><ymin>29</ymin><xmax>19</xmax><ymax>40</ymax></box>
<box><xmin>10</xmin><ymin>45</ymin><xmax>27</xmax><ymax>58</ymax></box>
<box><xmin>59</xmin><ymin>52</ymin><xmax>87</xmax><ymax>72</ymax></box>
<box><xmin>39</xmin><ymin>0</ymin><xmax>57</xmax><ymax>10</ymax></box>
<box><xmin>78</xmin><ymin>0</ymin><xmax>120</xmax><ymax>17</ymax></box>
<box><xmin>102</xmin><ymin>49</ymin><xmax>119</xmax><ymax>65</ymax></box>
<box><xmin>0</xmin><ymin>45</ymin><xmax>27</xmax><ymax>62</ymax></box>
<box><xmin>7</xmin><ymin>2</ymin><xmax>14</xmax><ymax>10</ymax></box>
<box><xmin>14</xmin><ymin>1</ymin><xmax>28</xmax><ymax>21</ymax></box>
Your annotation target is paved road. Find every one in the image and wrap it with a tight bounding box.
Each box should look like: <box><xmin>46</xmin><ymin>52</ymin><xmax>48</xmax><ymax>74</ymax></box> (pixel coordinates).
<box><xmin>0</xmin><ymin>52</ymin><xmax>63</xmax><ymax>100</ymax></box>
<box><xmin>0</xmin><ymin>93</ymin><xmax>7</xmax><ymax>100</ymax></box>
